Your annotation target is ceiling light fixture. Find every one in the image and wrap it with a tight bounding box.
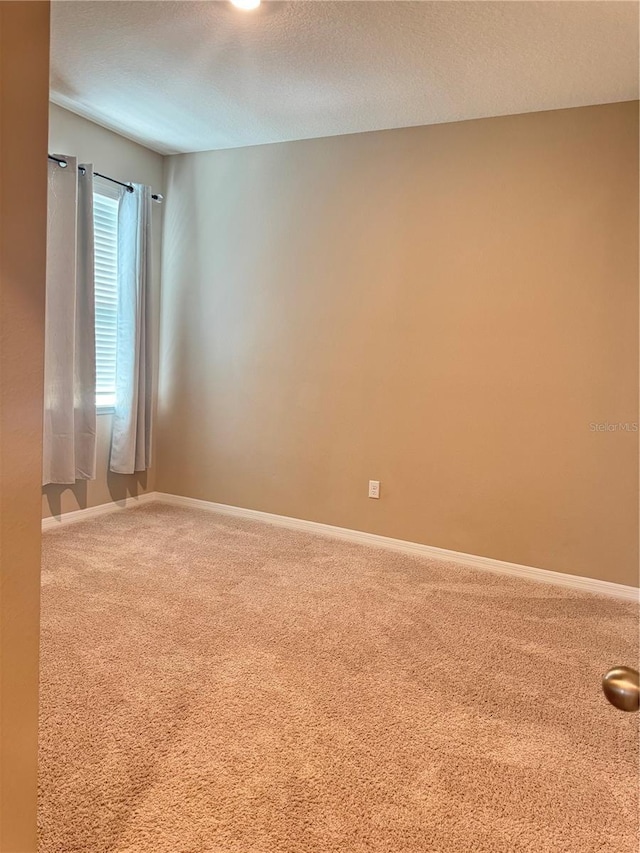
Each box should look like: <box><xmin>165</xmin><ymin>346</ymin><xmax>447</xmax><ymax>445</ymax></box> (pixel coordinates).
<box><xmin>230</xmin><ymin>0</ymin><xmax>260</xmax><ymax>9</ymax></box>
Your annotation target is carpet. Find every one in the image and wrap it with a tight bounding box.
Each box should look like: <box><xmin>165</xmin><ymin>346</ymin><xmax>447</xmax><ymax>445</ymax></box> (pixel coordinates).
<box><xmin>39</xmin><ymin>504</ymin><xmax>639</xmax><ymax>853</ymax></box>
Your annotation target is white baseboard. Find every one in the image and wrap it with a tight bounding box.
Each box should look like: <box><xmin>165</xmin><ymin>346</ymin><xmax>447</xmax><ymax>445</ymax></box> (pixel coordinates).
<box><xmin>41</xmin><ymin>491</ymin><xmax>159</xmax><ymax>532</ymax></box>
<box><xmin>41</xmin><ymin>490</ymin><xmax>639</xmax><ymax>601</ymax></box>
<box><xmin>154</xmin><ymin>492</ymin><xmax>639</xmax><ymax>602</ymax></box>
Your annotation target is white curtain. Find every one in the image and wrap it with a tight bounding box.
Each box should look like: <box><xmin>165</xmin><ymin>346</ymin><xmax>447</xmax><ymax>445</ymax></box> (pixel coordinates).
<box><xmin>43</xmin><ymin>156</ymin><xmax>97</xmax><ymax>485</ymax></box>
<box><xmin>110</xmin><ymin>183</ymin><xmax>152</xmax><ymax>474</ymax></box>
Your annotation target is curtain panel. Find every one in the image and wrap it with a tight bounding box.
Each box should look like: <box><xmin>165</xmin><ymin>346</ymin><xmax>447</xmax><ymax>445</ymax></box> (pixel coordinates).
<box><xmin>43</xmin><ymin>156</ymin><xmax>97</xmax><ymax>486</ymax></box>
<box><xmin>110</xmin><ymin>183</ymin><xmax>153</xmax><ymax>474</ymax></box>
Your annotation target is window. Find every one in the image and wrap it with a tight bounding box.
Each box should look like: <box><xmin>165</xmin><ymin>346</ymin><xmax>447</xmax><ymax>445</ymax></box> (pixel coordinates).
<box><xmin>93</xmin><ymin>185</ymin><xmax>120</xmax><ymax>409</ymax></box>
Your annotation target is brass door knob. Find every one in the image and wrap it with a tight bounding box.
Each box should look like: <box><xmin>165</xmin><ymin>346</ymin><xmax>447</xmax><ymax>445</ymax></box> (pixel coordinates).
<box><xmin>602</xmin><ymin>666</ymin><xmax>639</xmax><ymax>712</ymax></box>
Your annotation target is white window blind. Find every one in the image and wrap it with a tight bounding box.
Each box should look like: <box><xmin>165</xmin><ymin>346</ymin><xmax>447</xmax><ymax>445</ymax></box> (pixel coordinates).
<box><xmin>93</xmin><ymin>188</ymin><xmax>119</xmax><ymax>408</ymax></box>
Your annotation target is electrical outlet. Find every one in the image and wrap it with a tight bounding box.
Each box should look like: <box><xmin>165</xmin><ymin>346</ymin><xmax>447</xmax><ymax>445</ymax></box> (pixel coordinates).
<box><xmin>368</xmin><ymin>480</ymin><xmax>380</xmax><ymax>499</ymax></box>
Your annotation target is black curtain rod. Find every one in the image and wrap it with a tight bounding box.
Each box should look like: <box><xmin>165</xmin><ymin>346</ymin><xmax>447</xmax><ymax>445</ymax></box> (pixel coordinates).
<box><xmin>48</xmin><ymin>154</ymin><xmax>163</xmax><ymax>203</ymax></box>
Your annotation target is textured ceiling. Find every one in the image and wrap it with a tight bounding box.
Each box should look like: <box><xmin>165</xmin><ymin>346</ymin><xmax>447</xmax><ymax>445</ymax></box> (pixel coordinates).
<box><xmin>50</xmin><ymin>1</ymin><xmax>639</xmax><ymax>155</ymax></box>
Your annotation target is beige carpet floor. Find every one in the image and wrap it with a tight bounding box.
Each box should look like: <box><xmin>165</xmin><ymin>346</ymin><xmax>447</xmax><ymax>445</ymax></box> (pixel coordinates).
<box><xmin>39</xmin><ymin>504</ymin><xmax>639</xmax><ymax>853</ymax></box>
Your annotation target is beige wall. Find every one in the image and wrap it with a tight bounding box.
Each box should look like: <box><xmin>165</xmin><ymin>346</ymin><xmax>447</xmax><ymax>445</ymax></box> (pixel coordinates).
<box><xmin>0</xmin><ymin>3</ymin><xmax>50</xmax><ymax>850</ymax></box>
<box><xmin>42</xmin><ymin>104</ymin><xmax>164</xmax><ymax>518</ymax></box>
<box><xmin>158</xmin><ymin>102</ymin><xmax>639</xmax><ymax>587</ymax></box>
